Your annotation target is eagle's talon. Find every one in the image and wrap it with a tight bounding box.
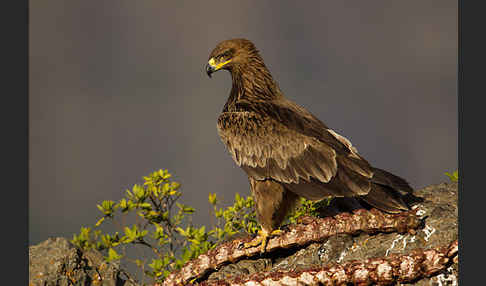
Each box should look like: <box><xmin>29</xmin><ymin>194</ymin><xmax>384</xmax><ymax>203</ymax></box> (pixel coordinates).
<box><xmin>243</xmin><ymin>233</ymin><xmax>265</xmax><ymax>249</ymax></box>
<box><xmin>243</xmin><ymin>229</ymin><xmax>283</xmax><ymax>253</ymax></box>
<box><xmin>270</xmin><ymin>229</ymin><xmax>283</xmax><ymax>236</ymax></box>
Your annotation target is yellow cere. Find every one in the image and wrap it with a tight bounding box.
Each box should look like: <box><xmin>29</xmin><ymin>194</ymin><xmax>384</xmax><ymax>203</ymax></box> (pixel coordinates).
<box><xmin>208</xmin><ymin>57</ymin><xmax>232</xmax><ymax>70</ymax></box>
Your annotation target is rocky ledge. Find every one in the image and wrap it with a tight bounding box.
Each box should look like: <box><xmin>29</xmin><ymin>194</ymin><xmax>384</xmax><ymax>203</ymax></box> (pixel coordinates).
<box><xmin>30</xmin><ymin>182</ymin><xmax>458</xmax><ymax>286</ymax></box>
<box><xmin>29</xmin><ymin>237</ymin><xmax>136</xmax><ymax>286</ymax></box>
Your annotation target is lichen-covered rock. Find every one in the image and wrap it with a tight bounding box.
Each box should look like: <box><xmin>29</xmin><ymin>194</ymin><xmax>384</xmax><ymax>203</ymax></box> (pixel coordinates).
<box><xmin>204</xmin><ymin>182</ymin><xmax>458</xmax><ymax>285</ymax></box>
<box><xmin>29</xmin><ymin>237</ymin><xmax>137</xmax><ymax>286</ymax></box>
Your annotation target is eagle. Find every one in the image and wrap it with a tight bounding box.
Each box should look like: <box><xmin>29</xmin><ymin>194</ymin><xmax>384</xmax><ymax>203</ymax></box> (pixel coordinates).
<box><xmin>205</xmin><ymin>38</ymin><xmax>413</xmax><ymax>253</ymax></box>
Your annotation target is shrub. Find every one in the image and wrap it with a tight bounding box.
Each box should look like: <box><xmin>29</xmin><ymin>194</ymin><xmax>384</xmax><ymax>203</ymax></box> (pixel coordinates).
<box><xmin>71</xmin><ymin>169</ymin><xmax>329</xmax><ymax>284</ymax></box>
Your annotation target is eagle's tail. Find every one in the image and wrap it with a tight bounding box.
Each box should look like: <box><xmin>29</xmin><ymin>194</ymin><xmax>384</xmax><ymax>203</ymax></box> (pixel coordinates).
<box><xmin>360</xmin><ymin>167</ymin><xmax>413</xmax><ymax>213</ymax></box>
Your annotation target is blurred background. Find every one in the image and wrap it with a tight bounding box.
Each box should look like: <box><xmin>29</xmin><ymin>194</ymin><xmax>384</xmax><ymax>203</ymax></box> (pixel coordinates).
<box><xmin>30</xmin><ymin>0</ymin><xmax>457</xmax><ymax>256</ymax></box>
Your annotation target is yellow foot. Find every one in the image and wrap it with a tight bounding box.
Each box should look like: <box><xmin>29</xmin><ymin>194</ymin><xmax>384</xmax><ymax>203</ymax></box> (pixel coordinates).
<box><xmin>244</xmin><ymin>229</ymin><xmax>283</xmax><ymax>253</ymax></box>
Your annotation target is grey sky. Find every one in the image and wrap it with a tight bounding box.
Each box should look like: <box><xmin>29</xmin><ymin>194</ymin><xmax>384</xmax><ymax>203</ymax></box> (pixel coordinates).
<box><xmin>30</xmin><ymin>0</ymin><xmax>457</xmax><ymax>248</ymax></box>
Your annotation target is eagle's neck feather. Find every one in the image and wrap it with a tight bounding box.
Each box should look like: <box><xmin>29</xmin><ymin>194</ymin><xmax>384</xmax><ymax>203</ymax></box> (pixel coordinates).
<box><xmin>223</xmin><ymin>59</ymin><xmax>282</xmax><ymax>112</ymax></box>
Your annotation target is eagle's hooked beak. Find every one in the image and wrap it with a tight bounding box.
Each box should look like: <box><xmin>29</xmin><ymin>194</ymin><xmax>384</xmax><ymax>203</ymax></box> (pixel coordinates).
<box><xmin>205</xmin><ymin>57</ymin><xmax>232</xmax><ymax>78</ymax></box>
<box><xmin>206</xmin><ymin>62</ymin><xmax>215</xmax><ymax>78</ymax></box>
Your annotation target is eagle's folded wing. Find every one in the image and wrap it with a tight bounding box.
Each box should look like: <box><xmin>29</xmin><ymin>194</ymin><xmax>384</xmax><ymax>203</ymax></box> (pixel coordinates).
<box><xmin>217</xmin><ymin>100</ymin><xmax>375</xmax><ymax>199</ymax></box>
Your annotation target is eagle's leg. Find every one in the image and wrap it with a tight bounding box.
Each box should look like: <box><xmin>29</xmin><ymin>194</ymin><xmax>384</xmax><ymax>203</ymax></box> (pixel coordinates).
<box><xmin>245</xmin><ymin>178</ymin><xmax>299</xmax><ymax>253</ymax></box>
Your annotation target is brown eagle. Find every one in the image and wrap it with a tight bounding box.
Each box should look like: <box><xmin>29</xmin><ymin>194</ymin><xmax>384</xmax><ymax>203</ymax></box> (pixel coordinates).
<box><xmin>205</xmin><ymin>38</ymin><xmax>413</xmax><ymax>252</ymax></box>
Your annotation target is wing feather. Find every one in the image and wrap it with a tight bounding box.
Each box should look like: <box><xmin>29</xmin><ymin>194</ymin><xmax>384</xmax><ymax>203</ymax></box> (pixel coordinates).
<box><xmin>217</xmin><ymin>99</ymin><xmax>375</xmax><ymax>198</ymax></box>
<box><xmin>218</xmin><ymin>111</ymin><xmax>338</xmax><ymax>184</ymax></box>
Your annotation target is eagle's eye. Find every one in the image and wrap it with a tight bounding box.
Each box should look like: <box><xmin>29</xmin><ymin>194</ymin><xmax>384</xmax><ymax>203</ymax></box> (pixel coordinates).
<box><xmin>219</xmin><ymin>50</ymin><xmax>232</xmax><ymax>59</ymax></box>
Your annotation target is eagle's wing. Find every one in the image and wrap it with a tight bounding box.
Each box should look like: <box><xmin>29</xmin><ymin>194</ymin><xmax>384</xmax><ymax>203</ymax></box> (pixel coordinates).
<box><xmin>217</xmin><ymin>98</ymin><xmax>374</xmax><ymax>199</ymax></box>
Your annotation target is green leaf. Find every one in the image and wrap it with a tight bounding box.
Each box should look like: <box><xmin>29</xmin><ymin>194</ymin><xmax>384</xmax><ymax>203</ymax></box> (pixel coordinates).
<box><xmin>177</xmin><ymin>226</ymin><xmax>190</xmax><ymax>237</ymax></box>
<box><xmin>148</xmin><ymin>258</ymin><xmax>164</xmax><ymax>272</ymax></box>
<box><xmin>445</xmin><ymin>170</ymin><xmax>459</xmax><ymax>182</ymax></box>
<box><xmin>97</xmin><ymin>200</ymin><xmax>116</xmax><ymax>216</ymax></box>
<box><xmin>139</xmin><ymin>202</ymin><xmax>152</xmax><ymax>209</ymax></box>
<box><xmin>118</xmin><ymin>198</ymin><xmax>131</xmax><ymax>212</ymax></box>
<box><xmin>122</xmin><ymin>226</ymin><xmax>138</xmax><ymax>243</ymax></box>
<box><xmin>171</xmin><ymin>181</ymin><xmax>181</xmax><ymax>190</ymax></box>
<box><xmin>208</xmin><ymin>193</ymin><xmax>217</xmax><ymax>205</ymax></box>
<box><xmin>95</xmin><ymin>217</ymin><xmax>105</xmax><ymax>227</ymax></box>
<box><xmin>162</xmin><ymin>183</ymin><xmax>170</xmax><ymax>195</ymax></box>
<box><xmin>125</xmin><ymin>189</ymin><xmax>133</xmax><ymax>199</ymax></box>
<box><xmin>132</xmin><ymin>184</ymin><xmax>147</xmax><ymax>202</ymax></box>
<box><xmin>106</xmin><ymin>248</ymin><xmax>122</xmax><ymax>262</ymax></box>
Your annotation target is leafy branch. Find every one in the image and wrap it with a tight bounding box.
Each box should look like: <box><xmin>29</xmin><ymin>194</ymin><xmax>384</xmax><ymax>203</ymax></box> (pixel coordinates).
<box><xmin>71</xmin><ymin>169</ymin><xmax>331</xmax><ymax>284</ymax></box>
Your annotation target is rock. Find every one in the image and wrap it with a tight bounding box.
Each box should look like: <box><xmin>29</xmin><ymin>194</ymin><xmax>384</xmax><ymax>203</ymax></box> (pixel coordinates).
<box><xmin>30</xmin><ymin>182</ymin><xmax>458</xmax><ymax>286</ymax></box>
<box><xmin>29</xmin><ymin>237</ymin><xmax>138</xmax><ymax>286</ymax></box>
<box><xmin>205</xmin><ymin>182</ymin><xmax>458</xmax><ymax>285</ymax></box>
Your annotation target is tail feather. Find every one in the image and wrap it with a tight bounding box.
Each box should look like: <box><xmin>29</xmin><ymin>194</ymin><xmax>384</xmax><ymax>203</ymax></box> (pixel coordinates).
<box><xmin>360</xmin><ymin>167</ymin><xmax>413</xmax><ymax>213</ymax></box>
<box><xmin>361</xmin><ymin>183</ymin><xmax>409</xmax><ymax>213</ymax></box>
<box><xmin>371</xmin><ymin>167</ymin><xmax>413</xmax><ymax>195</ymax></box>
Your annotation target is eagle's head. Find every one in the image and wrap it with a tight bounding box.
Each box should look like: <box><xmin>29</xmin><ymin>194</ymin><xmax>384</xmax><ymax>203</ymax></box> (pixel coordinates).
<box><xmin>206</xmin><ymin>38</ymin><xmax>261</xmax><ymax>78</ymax></box>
